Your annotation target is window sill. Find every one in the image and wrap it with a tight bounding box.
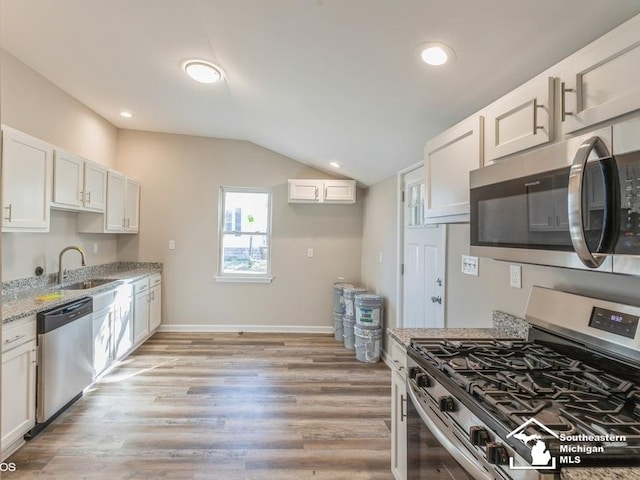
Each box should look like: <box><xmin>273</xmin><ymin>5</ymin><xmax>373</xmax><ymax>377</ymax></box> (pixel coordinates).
<box><xmin>215</xmin><ymin>275</ymin><xmax>274</xmax><ymax>284</ymax></box>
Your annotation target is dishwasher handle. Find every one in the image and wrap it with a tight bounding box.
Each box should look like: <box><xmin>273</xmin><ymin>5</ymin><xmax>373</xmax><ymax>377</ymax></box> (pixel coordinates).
<box><xmin>37</xmin><ymin>297</ymin><xmax>93</xmax><ymax>334</ymax></box>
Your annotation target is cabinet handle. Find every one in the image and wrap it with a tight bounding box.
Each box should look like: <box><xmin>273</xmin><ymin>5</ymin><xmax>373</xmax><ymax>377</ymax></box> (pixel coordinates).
<box><xmin>400</xmin><ymin>394</ymin><xmax>407</xmax><ymax>421</ymax></box>
<box><xmin>151</xmin><ymin>291</ymin><xmax>155</xmax><ymax>301</ymax></box>
<box><xmin>5</xmin><ymin>333</ymin><xmax>26</xmax><ymax>344</ymax></box>
<box><xmin>547</xmin><ymin>216</ymin><xmax>552</xmax><ymax>226</ymax></box>
<box><xmin>533</xmin><ymin>100</ymin><xmax>545</xmax><ymax>133</ymax></box>
<box><xmin>561</xmin><ymin>81</ymin><xmax>575</xmax><ymax>121</ymax></box>
<box><xmin>127</xmin><ymin>218</ymin><xmax>130</xmax><ymax>228</ymax></box>
<box><xmin>314</xmin><ymin>186</ymin><xmax>319</xmax><ymax>200</ymax></box>
<box><xmin>122</xmin><ymin>218</ymin><xmax>126</xmax><ymax>228</ymax></box>
<box><xmin>4</xmin><ymin>204</ymin><xmax>12</xmax><ymax>222</ymax></box>
<box><xmin>79</xmin><ymin>190</ymin><xmax>84</xmax><ymax>201</ymax></box>
<box><xmin>86</xmin><ymin>191</ymin><xmax>92</xmax><ymax>204</ymax></box>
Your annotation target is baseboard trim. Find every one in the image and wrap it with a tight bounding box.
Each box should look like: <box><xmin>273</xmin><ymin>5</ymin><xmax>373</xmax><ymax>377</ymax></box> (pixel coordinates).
<box><xmin>157</xmin><ymin>324</ymin><xmax>334</xmax><ymax>334</ymax></box>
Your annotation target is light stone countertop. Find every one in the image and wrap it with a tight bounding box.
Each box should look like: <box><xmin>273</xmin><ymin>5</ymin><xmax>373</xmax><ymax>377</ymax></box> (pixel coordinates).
<box><xmin>2</xmin><ymin>266</ymin><xmax>161</xmax><ymax>324</ymax></box>
<box><xmin>561</xmin><ymin>468</ymin><xmax>640</xmax><ymax>480</ymax></box>
<box><xmin>388</xmin><ymin>327</ymin><xmax>504</xmax><ymax>347</ymax></box>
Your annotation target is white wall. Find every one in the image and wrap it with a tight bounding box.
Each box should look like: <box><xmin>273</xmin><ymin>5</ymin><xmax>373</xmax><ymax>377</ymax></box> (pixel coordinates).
<box><xmin>115</xmin><ymin>129</ymin><xmax>363</xmax><ymax>330</ymax></box>
<box><xmin>1</xmin><ymin>50</ymin><xmax>120</xmax><ymax>281</ymax></box>
<box><xmin>360</xmin><ymin>175</ymin><xmax>399</xmax><ymax>343</ymax></box>
<box><xmin>445</xmin><ymin>224</ymin><xmax>640</xmax><ymax>327</ymax></box>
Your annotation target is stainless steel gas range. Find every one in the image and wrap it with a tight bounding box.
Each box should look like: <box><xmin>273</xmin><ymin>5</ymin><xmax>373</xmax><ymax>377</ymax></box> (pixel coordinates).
<box><xmin>406</xmin><ymin>286</ymin><xmax>640</xmax><ymax>479</ymax></box>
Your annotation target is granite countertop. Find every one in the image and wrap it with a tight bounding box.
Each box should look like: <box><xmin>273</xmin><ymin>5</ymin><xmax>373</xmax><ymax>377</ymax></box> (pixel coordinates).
<box><xmin>2</xmin><ymin>263</ymin><xmax>162</xmax><ymax>324</ymax></box>
<box><xmin>561</xmin><ymin>468</ymin><xmax>640</xmax><ymax>480</ymax></box>
<box><xmin>388</xmin><ymin>327</ymin><xmax>504</xmax><ymax>347</ymax></box>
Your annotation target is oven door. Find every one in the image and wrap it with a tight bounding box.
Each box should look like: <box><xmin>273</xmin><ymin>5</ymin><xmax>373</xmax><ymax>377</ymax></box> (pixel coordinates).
<box><xmin>406</xmin><ymin>383</ymin><xmax>482</xmax><ymax>480</ymax></box>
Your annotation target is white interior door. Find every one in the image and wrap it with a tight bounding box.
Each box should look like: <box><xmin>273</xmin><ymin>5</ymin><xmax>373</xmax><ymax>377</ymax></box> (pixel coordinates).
<box><xmin>402</xmin><ymin>166</ymin><xmax>446</xmax><ymax>328</ymax></box>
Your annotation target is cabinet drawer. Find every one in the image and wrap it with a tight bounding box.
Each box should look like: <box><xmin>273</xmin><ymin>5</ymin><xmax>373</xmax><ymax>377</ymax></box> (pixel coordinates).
<box><xmin>3</xmin><ymin>316</ymin><xmax>36</xmax><ymax>353</ymax></box>
<box><xmin>390</xmin><ymin>339</ymin><xmax>407</xmax><ymax>372</ymax></box>
<box><xmin>133</xmin><ymin>278</ymin><xmax>149</xmax><ymax>294</ymax></box>
<box><xmin>149</xmin><ymin>274</ymin><xmax>162</xmax><ymax>288</ymax></box>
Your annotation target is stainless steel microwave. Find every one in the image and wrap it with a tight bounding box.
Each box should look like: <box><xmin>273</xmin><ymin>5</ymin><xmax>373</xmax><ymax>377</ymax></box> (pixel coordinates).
<box><xmin>470</xmin><ymin>117</ymin><xmax>640</xmax><ymax>275</ymax></box>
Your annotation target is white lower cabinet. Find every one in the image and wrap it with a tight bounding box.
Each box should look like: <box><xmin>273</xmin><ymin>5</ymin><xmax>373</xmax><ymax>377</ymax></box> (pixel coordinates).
<box><xmin>92</xmin><ymin>284</ymin><xmax>133</xmax><ymax>378</ymax></box>
<box><xmin>1</xmin><ymin>316</ymin><xmax>37</xmax><ymax>461</ymax></box>
<box><xmin>133</xmin><ymin>274</ymin><xmax>162</xmax><ymax>347</ymax></box>
<box><xmin>390</xmin><ymin>338</ymin><xmax>407</xmax><ymax>480</ymax></box>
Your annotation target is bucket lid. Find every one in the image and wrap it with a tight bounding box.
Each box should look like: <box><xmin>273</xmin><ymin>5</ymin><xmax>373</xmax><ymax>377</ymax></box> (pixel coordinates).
<box><xmin>343</xmin><ymin>287</ymin><xmax>368</xmax><ymax>297</ymax></box>
<box><xmin>333</xmin><ymin>282</ymin><xmax>353</xmax><ymax>292</ymax></box>
<box><xmin>355</xmin><ymin>293</ymin><xmax>384</xmax><ymax>304</ymax></box>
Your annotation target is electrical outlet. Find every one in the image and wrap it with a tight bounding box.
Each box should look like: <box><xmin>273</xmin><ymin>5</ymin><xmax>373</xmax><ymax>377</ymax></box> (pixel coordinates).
<box><xmin>169</xmin><ymin>240</ymin><xmax>176</xmax><ymax>250</ymax></box>
<box><xmin>510</xmin><ymin>264</ymin><xmax>522</xmax><ymax>289</ymax></box>
<box><xmin>307</xmin><ymin>248</ymin><xmax>314</xmax><ymax>258</ymax></box>
<box><xmin>93</xmin><ymin>243</ymin><xmax>98</xmax><ymax>254</ymax></box>
<box><xmin>461</xmin><ymin>255</ymin><xmax>478</xmax><ymax>276</ymax></box>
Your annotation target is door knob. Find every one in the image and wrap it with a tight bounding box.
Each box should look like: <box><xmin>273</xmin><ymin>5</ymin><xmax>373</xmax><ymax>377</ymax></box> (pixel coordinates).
<box><xmin>431</xmin><ymin>296</ymin><xmax>442</xmax><ymax>304</ymax></box>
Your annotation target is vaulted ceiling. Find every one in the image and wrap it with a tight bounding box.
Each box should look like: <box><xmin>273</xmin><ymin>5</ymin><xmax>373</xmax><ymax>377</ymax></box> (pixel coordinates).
<box><xmin>3</xmin><ymin>0</ymin><xmax>640</xmax><ymax>185</ymax></box>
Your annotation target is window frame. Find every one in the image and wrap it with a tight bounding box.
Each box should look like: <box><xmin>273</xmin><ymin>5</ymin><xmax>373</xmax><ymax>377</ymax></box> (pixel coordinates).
<box><xmin>215</xmin><ymin>186</ymin><xmax>274</xmax><ymax>284</ymax></box>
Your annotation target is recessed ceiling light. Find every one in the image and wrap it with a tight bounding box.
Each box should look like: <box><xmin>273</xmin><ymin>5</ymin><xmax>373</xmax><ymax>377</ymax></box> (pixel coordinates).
<box><xmin>184</xmin><ymin>60</ymin><xmax>224</xmax><ymax>83</ymax></box>
<box><xmin>420</xmin><ymin>42</ymin><xmax>456</xmax><ymax>66</ymax></box>
<box><xmin>120</xmin><ymin>111</ymin><xmax>133</xmax><ymax>118</ymax></box>
<box><xmin>329</xmin><ymin>161</ymin><xmax>341</xmax><ymax>168</ymax></box>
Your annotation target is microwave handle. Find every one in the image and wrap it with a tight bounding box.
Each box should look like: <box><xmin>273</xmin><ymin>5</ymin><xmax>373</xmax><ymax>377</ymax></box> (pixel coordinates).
<box><xmin>568</xmin><ymin>136</ymin><xmax>617</xmax><ymax>268</ymax></box>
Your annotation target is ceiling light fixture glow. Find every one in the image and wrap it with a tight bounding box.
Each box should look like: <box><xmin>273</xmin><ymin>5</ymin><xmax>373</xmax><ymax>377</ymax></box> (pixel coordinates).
<box><xmin>120</xmin><ymin>111</ymin><xmax>133</xmax><ymax>118</ymax></box>
<box><xmin>184</xmin><ymin>60</ymin><xmax>224</xmax><ymax>83</ymax></box>
<box><xmin>329</xmin><ymin>161</ymin><xmax>341</xmax><ymax>168</ymax></box>
<box><xmin>420</xmin><ymin>42</ymin><xmax>456</xmax><ymax>66</ymax></box>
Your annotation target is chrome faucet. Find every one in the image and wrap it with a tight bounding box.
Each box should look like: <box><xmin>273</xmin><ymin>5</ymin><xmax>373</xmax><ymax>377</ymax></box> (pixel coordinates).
<box><xmin>58</xmin><ymin>246</ymin><xmax>87</xmax><ymax>283</ymax></box>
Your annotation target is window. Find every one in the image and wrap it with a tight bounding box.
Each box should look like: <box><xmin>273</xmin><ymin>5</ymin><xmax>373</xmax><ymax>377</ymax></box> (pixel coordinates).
<box><xmin>407</xmin><ymin>181</ymin><xmax>425</xmax><ymax>226</ymax></box>
<box><xmin>217</xmin><ymin>187</ymin><xmax>272</xmax><ymax>283</ymax></box>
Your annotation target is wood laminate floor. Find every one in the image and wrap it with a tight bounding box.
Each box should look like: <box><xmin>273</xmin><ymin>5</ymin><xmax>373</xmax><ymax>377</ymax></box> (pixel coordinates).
<box><xmin>6</xmin><ymin>333</ymin><xmax>394</xmax><ymax>480</ymax></box>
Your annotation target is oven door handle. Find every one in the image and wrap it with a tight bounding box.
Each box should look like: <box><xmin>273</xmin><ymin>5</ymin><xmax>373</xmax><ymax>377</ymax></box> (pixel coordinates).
<box><xmin>407</xmin><ymin>385</ymin><xmax>492</xmax><ymax>480</ymax></box>
<box><xmin>568</xmin><ymin>136</ymin><xmax>618</xmax><ymax>268</ymax></box>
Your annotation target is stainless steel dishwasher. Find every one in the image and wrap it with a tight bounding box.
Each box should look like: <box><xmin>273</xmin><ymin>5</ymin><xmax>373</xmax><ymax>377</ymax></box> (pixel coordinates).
<box><xmin>27</xmin><ymin>297</ymin><xmax>93</xmax><ymax>438</ymax></box>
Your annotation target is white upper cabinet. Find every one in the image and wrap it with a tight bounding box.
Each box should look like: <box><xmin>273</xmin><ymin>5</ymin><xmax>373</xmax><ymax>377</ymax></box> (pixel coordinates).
<box><xmin>424</xmin><ymin>116</ymin><xmax>483</xmax><ymax>223</ymax></box>
<box><xmin>288</xmin><ymin>179</ymin><xmax>356</xmax><ymax>204</ymax></box>
<box><xmin>560</xmin><ymin>15</ymin><xmax>640</xmax><ymax>135</ymax></box>
<box><xmin>124</xmin><ymin>177</ymin><xmax>140</xmax><ymax>233</ymax></box>
<box><xmin>485</xmin><ymin>77</ymin><xmax>554</xmax><ymax>161</ymax></box>
<box><xmin>105</xmin><ymin>171</ymin><xmax>126</xmax><ymax>232</ymax></box>
<box><xmin>52</xmin><ymin>150</ymin><xmax>106</xmax><ymax>213</ymax></box>
<box><xmin>83</xmin><ymin>162</ymin><xmax>107</xmax><ymax>212</ymax></box>
<box><xmin>1</xmin><ymin>127</ymin><xmax>52</xmax><ymax>232</ymax></box>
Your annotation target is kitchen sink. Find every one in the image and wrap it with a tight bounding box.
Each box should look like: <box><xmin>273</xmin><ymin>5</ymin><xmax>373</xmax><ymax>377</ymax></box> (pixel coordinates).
<box><xmin>59</xmin><ymin>279</ymin><xmax>118</xmax><ymax>290</ymax></box>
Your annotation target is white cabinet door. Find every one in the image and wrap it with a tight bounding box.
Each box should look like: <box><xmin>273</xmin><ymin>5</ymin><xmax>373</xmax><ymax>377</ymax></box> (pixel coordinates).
<box><xmin>288</xmin><ymin>179</ymin><xmax>322</xmax><ymax>203</ymax></box>
<box><xmin>485</xmin><ymin>77</ymin><xmax>554</xmax><ymax>161</ymax></box>
<box><xmin>1</xmin><ymin>127</ymin><xmax>52</xmax><ymax>232</ymax></box>
<box><xmin>92</xmin><ymin>306</ymin><xmax>113</xmax><ymax>377</ymax></box>
<box><xmin>560</xmin><ymin>16</ymin><xmax>640</xmax><ymax>134</ymax></box>
<box><xmin>124</xmin><ymin>177</ymin><xmax>140</xmax><ymax>233</ymax></box>
<box><xmin>1</xmin><ymin>340</ymin><xmax>37</xmax><ymax>452</ymax></box>
<box><xmin>133</xmin><ymin>288</ymin><xmax>150</xmax><ymax>346</ymax></box>
<box><xmin>149</xmin><ymin>284</ymin><xmax>162</xmax><ymax>332</ymax></box>
<box><xmin>323</xmin><ymin>180</ymin><xmax>356</xmax><ymax>203</ymax></box>
<box><xmin>113</xmin><ymin>293</ymin><xmax>133</xmax><ymax>360</ymax></box>
<box><xmin>424</xmin><ymin>115</ymin><xmax>483</xmax><ymax>223</ymax></box>
<box><xmin>83</xmin><ymin>162</ymin><xmax>107</xmax><ymax>212</ymax></box>
<box><xmin>52</xmin><ymin>149</ymin><xmax>83</xmax><ymax>209</ymax></box>
<box><xmin>105</xmin><ymin>170</ymin><xmax>125</xmax><ymax>232</ymax></box>
<box><xmin>390</xmin><ymin>337</ymin><xmax>407</xmax><ymax>480</ymax></box>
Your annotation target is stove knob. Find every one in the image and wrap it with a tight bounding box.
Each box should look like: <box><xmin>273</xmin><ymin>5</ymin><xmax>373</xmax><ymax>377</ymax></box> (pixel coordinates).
<box><xmin>486</xmin><ymin>442</ymin><xmax>509</xmax><ymax>465</ymax></box>
<box><xmin>415</xmin><ymin>373</ymin><xmax>430</xmax><ymax>388</ymax></box>
<box><xmin>408</xmin><ymin>367</ymin><xmax>422</xmax><ymax>380</ymax></box>
<box><xmin>438</xmin><ymin>396</ymin><xmax>456</xmax><ymax>412</ymax></box>
<box><xmin>470</xmin><ymin>426</ymin><xmax>490</xmax><ymax>446</ymax></box>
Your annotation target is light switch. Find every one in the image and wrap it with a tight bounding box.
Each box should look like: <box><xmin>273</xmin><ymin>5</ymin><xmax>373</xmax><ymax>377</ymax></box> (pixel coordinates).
<box><xmin>169</xmin><ymin>240</ymin><xmax>176</xmax><ymax>250</ymax></box>
<box><xmin>307</xmin><ymin>248</ymin><xmax>314</xmax><ymax>258</ymax></box>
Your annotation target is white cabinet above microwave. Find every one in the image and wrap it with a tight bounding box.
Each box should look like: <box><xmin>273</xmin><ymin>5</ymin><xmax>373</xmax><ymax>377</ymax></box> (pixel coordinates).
<box><xmin>288</xmin><ymin>179</ymin><xmax>356</xmax><ymax>204</ymax></box>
